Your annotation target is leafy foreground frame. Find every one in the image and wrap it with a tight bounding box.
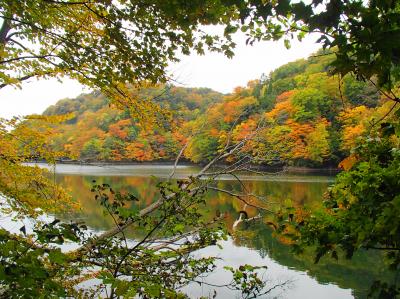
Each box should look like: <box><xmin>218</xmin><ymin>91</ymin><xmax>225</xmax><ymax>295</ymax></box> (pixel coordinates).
<box><xmin>0</xmin><ymin>117</ymin><xmax>290</xmax><ymax>298</ymax></box>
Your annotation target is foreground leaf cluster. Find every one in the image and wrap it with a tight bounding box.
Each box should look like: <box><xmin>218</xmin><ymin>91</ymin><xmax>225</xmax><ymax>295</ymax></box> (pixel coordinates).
<box><xmin>276</xmin><ymin>113</ymin><xmax>400</xmax><ymax>297</ymax></box>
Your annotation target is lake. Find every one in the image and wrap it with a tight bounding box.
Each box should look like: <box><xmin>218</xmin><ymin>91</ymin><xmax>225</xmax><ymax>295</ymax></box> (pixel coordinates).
<box><xmin>42</xmin><ymin>163</ymin><xmax>388</xmax><ymax>298</ymax></box>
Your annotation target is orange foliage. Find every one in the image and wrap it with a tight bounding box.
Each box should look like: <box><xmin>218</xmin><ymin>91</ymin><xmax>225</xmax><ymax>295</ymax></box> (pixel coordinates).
<box><xmin>65</xmin><ymin>127</ymin><xmax>106</xmax><ymax>157</ymax></box>
<box><xmin>154</xmin><ymin>135</ymin><xmax>166</xmax><ymax>143</ymax></box>
<box><xmin>338</xmin><ymin>106</ymin><xmax>372</xmax><ymax>151</ymax></box>
<box><xmin>286</xmin><ymin>120</ymin><xmax>314</xmax><ymax>160</ymax></box>
<box><xmin>111</xmin><ymin>150</ymin><xmax>124</xmax><ymax>161</ymax></box>
<box><xmin>108</xmin><ymin>119</ymin><xmax>131</xmax><ymax>140</ymax></box>
<box><xmin>125</xmin><ymin>142</ymin><xmax>154</xmax><ymax>161</ymax></box>
<box><xmin>276</xmin><ymin>90</ymin><xmax>295</xmax><ymax>103</ymax></box>
<box><xmin>158</xmin><ymin>149</ymin><xmax>166</xmax><ymax>157</ymax></box>
<box><xmin>222</xmin><ymin>96</ymin><xmax>257</xmax><ymax>123</ymax></box>
<box><xmin>265</xmin><ymin>100</ymin><xmax>295</xmax><ymax>121</ymax></box>
<box><xmin>209</xmin><ymin>128</ymin><xmax>220</xmax><ymax>137</ymax></box>
<box><xmin>339</xmin><ymin>154</ymin><xmax>358</xmax><ymax>170</ymax></box>
<box><xmin>233</xmin><ymin>119</ymin><xmax>257</xmax><ymax>141</ymax></box>
<box><xmin>223</xmin><ymin>100</ymin><xmax>240</xmax><ymax>123</ymax></box>
<box><xmin>172</xmin><ymin>131</ymin><xmax>187</xmax><ymax>145</ymax></box>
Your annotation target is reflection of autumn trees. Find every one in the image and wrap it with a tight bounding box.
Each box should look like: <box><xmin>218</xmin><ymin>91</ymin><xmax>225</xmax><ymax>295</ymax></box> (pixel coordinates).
<box><xmin>55</xmin><ymin>174</ymin><xmax>329</xmax><ymax>235</ymax></box>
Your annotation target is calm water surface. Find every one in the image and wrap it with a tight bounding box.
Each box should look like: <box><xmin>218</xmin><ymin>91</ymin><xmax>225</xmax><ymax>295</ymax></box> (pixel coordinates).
<box><xmin>42</xmin><ymin>164</ymin><xmax>388</xmax><ymax>298</ymax></box>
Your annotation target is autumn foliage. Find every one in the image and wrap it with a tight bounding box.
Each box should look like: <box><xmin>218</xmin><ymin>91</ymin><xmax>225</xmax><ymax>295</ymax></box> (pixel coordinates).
<box><xmin>38</xmin><ymin>52</ymin><xmax>388</xmax><ymax>167</ymax></box>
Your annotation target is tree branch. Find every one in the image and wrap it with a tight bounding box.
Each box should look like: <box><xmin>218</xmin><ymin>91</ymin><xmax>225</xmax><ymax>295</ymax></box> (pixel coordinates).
<box><xmin>43</xmin><ymin>0</ymin><xmax>92</xmax><ymax>4</ymax></box>
<box><xmin>0</xmin><ymin>70</ymin><xmax>61</xmax><ymax>89</ymax></box>
<box><xmin>169</xmin><ymin>142</ymin><xmax>188</xmax><ymax>180</ymax></box>
<box><xmin>0</xmin><ymin>54</ymin><xmax>59</xmax><ymax>65</ymax></box>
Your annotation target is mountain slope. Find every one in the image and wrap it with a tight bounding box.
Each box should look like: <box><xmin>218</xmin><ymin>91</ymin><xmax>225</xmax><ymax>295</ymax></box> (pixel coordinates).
<box><xmin>39</xmin><ymin>51</ymin><xmax>392</xmax><ymax>166</ymax></box>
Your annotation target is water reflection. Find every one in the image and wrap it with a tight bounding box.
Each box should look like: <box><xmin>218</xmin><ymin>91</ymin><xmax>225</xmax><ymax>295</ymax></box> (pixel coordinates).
<box><xmin>49</xmin><ymin>164</ymin><xmax>388</xmax><ymax>299</ymax></box>
<box><xmin>55</xmin><ymin>173</ymin><xmax>329</xmax><ymax>232</ymax></box>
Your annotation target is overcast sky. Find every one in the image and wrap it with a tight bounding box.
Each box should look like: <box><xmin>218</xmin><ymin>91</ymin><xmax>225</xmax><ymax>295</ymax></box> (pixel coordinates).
<box><xmin>0</xmin><ymin>32</ymin><xmax>320</xmax><ymax>119</ymax></box>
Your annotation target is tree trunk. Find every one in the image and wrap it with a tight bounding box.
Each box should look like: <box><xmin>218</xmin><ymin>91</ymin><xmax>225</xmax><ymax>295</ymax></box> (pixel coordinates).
<box><xmin>0</xmin><ymin>18</ymin><xmax>10</xmax><ymax>45</ymax></box>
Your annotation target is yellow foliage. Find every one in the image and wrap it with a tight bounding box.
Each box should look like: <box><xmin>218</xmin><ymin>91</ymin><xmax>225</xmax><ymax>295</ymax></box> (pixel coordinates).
<box><xmin>341</xmin><ymin>124</ymin><xmax>365</xmax><ymax>150</ymax></box>
<box><xmin>305</xmin><ymin>120</ymin><xmax>331</xmax><ymax>163</ymax></box>
<box><xmin>0</xmin><ymin>116</ymin><xmax>78</xmax><ymax>216</ymax></box>
<box><xmin>338</xmin><ymin>105</ymin><xmax>370</xmax><ymax>125</ymax></box>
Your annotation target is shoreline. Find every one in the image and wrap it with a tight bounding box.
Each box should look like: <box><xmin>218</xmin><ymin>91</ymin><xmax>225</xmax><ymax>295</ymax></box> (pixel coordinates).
<box><xmin>31</xmin><ymin>160</ymin><xmax>341</xmax><ymax>175</ymax></box>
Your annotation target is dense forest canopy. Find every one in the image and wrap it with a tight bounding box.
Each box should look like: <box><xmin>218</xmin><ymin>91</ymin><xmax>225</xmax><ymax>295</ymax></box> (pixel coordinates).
<box><xmin>40</xmin><ymin>51</ymin><xmax>389</xmax><ymax>167</ymax></box>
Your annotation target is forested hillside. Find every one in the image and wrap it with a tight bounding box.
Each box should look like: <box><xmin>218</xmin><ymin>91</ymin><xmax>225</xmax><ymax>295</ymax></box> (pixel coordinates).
<box><xmin>42</xmin><ymin>51</ymin><xmax>392</xmax><ymax>167</ymax></box>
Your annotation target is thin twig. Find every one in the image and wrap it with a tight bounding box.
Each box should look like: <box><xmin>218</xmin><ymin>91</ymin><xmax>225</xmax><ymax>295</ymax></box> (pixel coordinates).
<box><xmin>368</xmin><ymin>102</ymin><xmax>398</xmax><ymax>130</ymax></box>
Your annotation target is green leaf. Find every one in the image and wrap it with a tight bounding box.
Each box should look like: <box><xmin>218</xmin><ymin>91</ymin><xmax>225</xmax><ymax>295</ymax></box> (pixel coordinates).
<box><xmin>115</xmin><ymin>280</ymin><xmax>129</xmax><ymax>296</ymax></box>
<box><xmin>48</xmin><ymin>249</ymin><xmax>67</xmax><ymax>264</ymax></box>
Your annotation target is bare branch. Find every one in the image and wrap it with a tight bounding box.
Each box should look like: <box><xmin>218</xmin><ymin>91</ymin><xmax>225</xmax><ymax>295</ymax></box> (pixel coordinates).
<box><xmin>169</xmin><ymin>142</ymin><xmax>188</xmax><ymax>180</ymax></box>
<box><xmin>368</xmin><ymin>78</ymin><xmax>400</xmax><ymax>103</ymax></box>
<box><xmin>207</xmin><ymin>186</ymin><xmax>272</xmax><ymax>212</ymax></box>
